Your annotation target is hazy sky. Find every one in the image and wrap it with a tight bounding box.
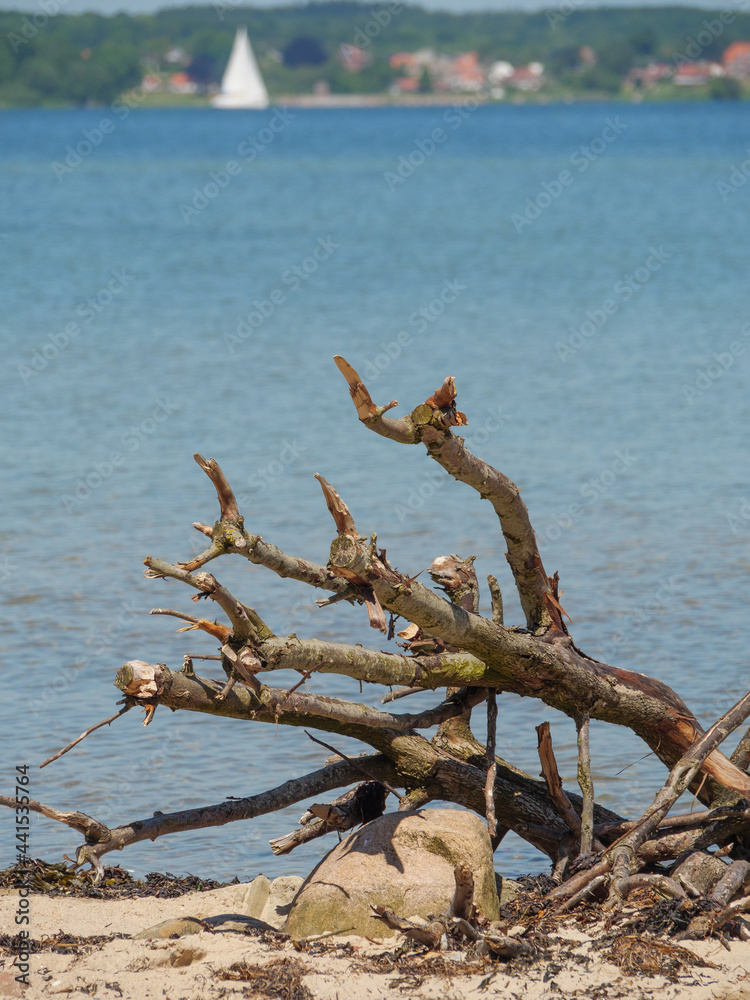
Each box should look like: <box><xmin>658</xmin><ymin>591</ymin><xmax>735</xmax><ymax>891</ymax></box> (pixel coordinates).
<box><xmin>3</xmin><ymin>0</ymin><xmax>730</xmax><ymax>15</ymax></box>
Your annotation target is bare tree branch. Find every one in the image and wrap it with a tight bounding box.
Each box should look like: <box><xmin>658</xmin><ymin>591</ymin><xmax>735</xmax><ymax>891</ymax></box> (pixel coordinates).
<box><xmin>606</xmin><ymin>690</ymin><xmax>750</xmax><ymax>907</ymax></box>
<box><xmin>40</xmin><ymin>706</ymin><xmax>133</xmax><ymax>768</ymax></box>
<box><xmin>193</xmin><ymin>452</ymin><xmax>241</xmax><ymax>522</ymax></box>
<box><xmin>576</xmin><ymin>713</ymin><xmax>595</xmax><ymax>855</ymax></box>
<box><xmin>334</xmin><ymin>356</ymin><xmax>552</xmax><ymax>631</ymax></box>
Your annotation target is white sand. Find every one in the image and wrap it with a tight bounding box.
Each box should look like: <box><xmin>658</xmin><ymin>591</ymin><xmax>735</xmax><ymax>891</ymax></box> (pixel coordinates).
<box><xmin>1</xmin><ymin>886</ymin><xmax>749</xmax><ymax>1000</ymax></box>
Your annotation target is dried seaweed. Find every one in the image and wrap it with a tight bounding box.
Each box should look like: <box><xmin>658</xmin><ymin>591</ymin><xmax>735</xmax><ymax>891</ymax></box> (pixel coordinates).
<box><xmin>351</xmin><ymin>948</ymin><xmax>487</xmax><ymax>981</ymax></box>
<box><xmin>626</xmin><ymin>896</ymin><xmax>721</xmax><ymax>937</ymax></box>
<box><xmin>216</xmin><ymin>957</ymin><xmax>314</xmax><ymax>999</ymax></box>
<box><xmin>0</xmin><ymin>931</ymin><xmax>126</xmax><ymax>956</ymax></box>
<box><xmin>0</xmin><ymin>858</ymin><xmax>234</xmax><ymax>898</ymax></box>
<box><xmin>598</xmin><ymin>934</ymin><xmax>716</xmax><ymax>980</ymax></box>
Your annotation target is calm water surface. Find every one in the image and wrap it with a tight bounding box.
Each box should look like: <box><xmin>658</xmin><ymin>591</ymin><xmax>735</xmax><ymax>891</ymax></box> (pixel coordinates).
<box><xmin>1</xmin><ymin>103</ymin><xmax>749</xmax><ymax>881</ymax></box>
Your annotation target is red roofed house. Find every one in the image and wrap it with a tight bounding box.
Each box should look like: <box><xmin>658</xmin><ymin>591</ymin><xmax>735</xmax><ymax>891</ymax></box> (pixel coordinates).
<box><xmin>673</xmin><ymin>61</ymin><xmax>722</xmax><ymax>85</ymax></box>
<box><xmin>723</xmin><ymin>42</ymin><xmax>750</xmax><ymax>79</ymax></box>
<box><xmin>393</xmin><ymin>76</ymin><xmax>420</xmax><ymax>92</ymax></box>
<box><xmin>449</xmin><ymin>51</ymin><xmax>485</xmax><ymax>91</ymax></box>
<box><xmin>390</xmin><ymin>53</ymin><xmax>417</xmax><ymax>73</ymax></box>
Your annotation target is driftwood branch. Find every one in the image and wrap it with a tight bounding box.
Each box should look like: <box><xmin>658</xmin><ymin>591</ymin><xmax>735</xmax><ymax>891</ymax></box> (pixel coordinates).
<box><xmin>158</xmin><ymin>517</ymin><xmax>750</xmax><ymax>800</ymax></box>
<box><xmin>40</xmin><ymin>706</ymin><xmax>133</xmax><ymax>768</ymax></box>
<box><xmin>609</xmin><ymin>690</ymin><xmax>750</xmax><ymax>895</ymax></box>
<box><xmin>485</xmin><ymin>692</ymin><xmax>498</xmax><ymax>840</ymax></box>
<box><xmin>0</xmin><ymin>795</ymin><xmax>112</xmax><ymax>843</ymax></box>
<box><xmin>537</xmin><ymin>722</ymin><xmax>584</xmax><ymax>843</ymax></box>
<box><xmin>270</xmin><ymin>781</ymin><xmax>387</xmax><ymax>855</ymax></box>
<box><xmin>576</xmin><ymin>713</ymin><xmax>595</xmax><ymax>855</ymax></box>
<box><xmin>20</xmin><ymin>757</ymin><xmax>400</xmax><ymax>876</ymax></box>
<box><xmin>193</xmin><ymin>452</ymin><xmax>240</xmax><ymax>522</ymax></box>
<box><xmin>12</xmin><ymin>360</ymin><xmax>750</xmax><ymax>921</ymax></box>
<box><xmin>335</xmin><ymin>356</ymin><xmax>551</xmax><ymax>631</ymax></box>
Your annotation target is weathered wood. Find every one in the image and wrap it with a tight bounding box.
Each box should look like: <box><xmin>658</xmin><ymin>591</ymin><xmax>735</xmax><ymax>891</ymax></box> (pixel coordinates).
<box><xmin>536</xmin><ymin>722</ymin><xmax>583</xmax><ymax>842</ymax></box>
<box><xmin>711</xmin><ymin>860</ymin><xmax>750</xmax><ymax>906</ymax></box>
<box><xmin>8</xmin><ymin>363</ymin><xmax>750</xmax><ymax>900</ymax></box>
<box><xmin>576</xmin><ymin>714</ymin><xmax>596</xmax><ymax>855</ymax></box>
<box><xmin>370</xmin><ymin>906</ymin><xmax>444</xmax><ymax>948</ymax></box>
<box><xmin>270</xmin><ymin>782</ymin><xmax>386</xmax><ymax>855</ymax></box>
<box><xmin>447</xmin><ymin>864</ymin><xmax>475</xmax><ymax>921</ymax></box>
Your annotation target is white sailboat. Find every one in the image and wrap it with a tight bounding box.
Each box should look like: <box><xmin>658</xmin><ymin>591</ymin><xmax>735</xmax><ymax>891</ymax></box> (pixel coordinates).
<box><xmin>213</xmin><ymin>26</ymin><xmax>269</xmax><ymax>110</ymax></box>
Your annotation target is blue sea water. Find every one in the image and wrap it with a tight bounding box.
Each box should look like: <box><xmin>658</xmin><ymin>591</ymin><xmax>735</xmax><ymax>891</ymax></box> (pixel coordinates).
<box><xmin>1</xmin><ymin>102</ymin><xmax>749</xmax><ymax>883</ymax></box>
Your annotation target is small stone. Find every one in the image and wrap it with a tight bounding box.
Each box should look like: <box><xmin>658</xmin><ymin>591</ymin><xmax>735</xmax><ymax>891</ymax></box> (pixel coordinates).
<box><xmin>242</xmin><ymin>874</ymin><xmax>271</xmax><ymax>918</ymax></box>
<box><xmin>134</xmin><ymin>916</ymin><xmax>205</xmax><ymax>939</ymax></box>
<box><xmin>152</xmin><ymin>945</ymin><xmax>207</xmax><ymax>968</ymax></box>
<box><xmin>261</xmin><ymin>875</ymin><xmax>304</xmax><ymax>929</ymax></box>
<box><xmin>0</xmin><ymin>969</ymin><xmax>27</xmax><ymax>997</ymax></box>
<box><xmin>496</xmin><ymin>874</ymin><xmax>521</xmax><ymax>906</ymax></box>
<box><xmin>203</xmin><ymin>913</ymin><xmax>277</xmax><ymax>933</ymax></box>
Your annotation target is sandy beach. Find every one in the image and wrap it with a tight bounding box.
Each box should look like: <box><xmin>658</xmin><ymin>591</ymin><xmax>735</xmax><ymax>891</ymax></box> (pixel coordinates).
<box><xmin>2</xmin><ymin>878</ymin><xmax>750</xmax><ymax>1000</ymax></box>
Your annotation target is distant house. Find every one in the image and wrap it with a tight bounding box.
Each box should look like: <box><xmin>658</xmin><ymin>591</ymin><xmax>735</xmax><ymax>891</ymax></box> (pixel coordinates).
<box><xmin>141</xmin><ymin>74</ymin><xmax>163</xmax><ymax>92</ymax></box>
<box><xmin>508</xmin><ymin>64</ymin><xmax>544</xmax><ymax>91</ymax></box>
<box><xmin>579</xmin><ymin>46</ymin><xmax>597</xmax><ymax>67</ymax></box>
<box><xmin>338</xmin><ymin>44</ymin><xmax>372</xmax><ymax>73</ymax></box>
<box><xmin>723</xmin><ymin>41</ymin><xmax>750</xmax><ymax>79</ymax></box>
<box><xmin>392</xmin><ymin>76</ymin><xmax>420</xmax><ymax>92</ymax></box>
<box><xmin>488</xmin><ymin>61</ymin><xmax>514</xmax><ymax>84</ymax></box>
<box><xmin>165</xmin><ymin>47</ymin><xmax>188</xmax><ymax>66</ymax></box>
<box><xmin>449</xmin><ymin>52</ymin><xmax>485</xmax><ymax>91</ymax></box>
<box><xmin>627</xmin><ymin>62</ymin><xmax>672</xmax><ymax>88</ymax></box>
<box><xmin>673</xmin><ymin>61</ymin><xmax>723</xmax><ymax>85</ymax></box>
<box><xmin>390</xmin><ymin>53</ymin><xmax>418</xmax><ymax>74</ymax></box>
<box><xmin>168</xmin><ymin>72</ymin><xmax>198</xmax><ymax>94</ymax></box>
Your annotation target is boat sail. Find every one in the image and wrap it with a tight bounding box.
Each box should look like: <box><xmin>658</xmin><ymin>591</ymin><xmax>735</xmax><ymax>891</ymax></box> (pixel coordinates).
<box><xmin>213</xmin><ymin>27</ymin><xmax>269</xmax><ymax>109</ymax></box>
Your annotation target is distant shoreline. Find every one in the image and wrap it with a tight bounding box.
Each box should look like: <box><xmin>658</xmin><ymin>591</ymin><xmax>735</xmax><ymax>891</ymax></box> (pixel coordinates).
<box><xmin>2</xmin><ymin>90</ymin><xmax>744</xmax><ymax>111</ymax></box>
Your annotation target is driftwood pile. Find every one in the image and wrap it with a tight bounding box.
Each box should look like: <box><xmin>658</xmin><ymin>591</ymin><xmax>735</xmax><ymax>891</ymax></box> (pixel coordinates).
<box><xmin>2</xmin><ymin>358</ymin><xmax>749</xmax><ymax>939</ymax></box>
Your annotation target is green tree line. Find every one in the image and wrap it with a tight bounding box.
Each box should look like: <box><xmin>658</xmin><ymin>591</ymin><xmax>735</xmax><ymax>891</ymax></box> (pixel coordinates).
<box><xmin>1</xmin><ymin>2</ymin><xmax>749</xmax><ymax>106</ymax></box>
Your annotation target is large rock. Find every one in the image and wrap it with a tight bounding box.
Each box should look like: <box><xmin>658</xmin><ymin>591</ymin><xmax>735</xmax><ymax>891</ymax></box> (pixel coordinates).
<box><xmin>284</xmin><ymin>808</ymin><xmax>499</xmax><ymax>940</ymax></box>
